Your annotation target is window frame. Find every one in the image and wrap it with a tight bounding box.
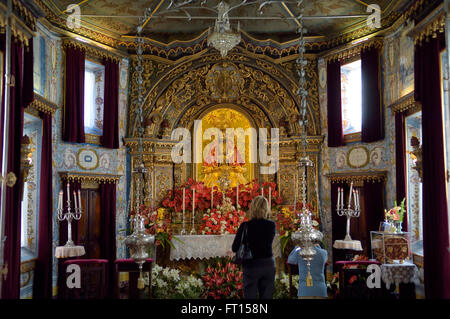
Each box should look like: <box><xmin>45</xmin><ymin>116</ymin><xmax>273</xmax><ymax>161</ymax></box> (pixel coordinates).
<box><xmin>83</xmin><ymin>56</ymin><xmax>105</xmax><ymax>146</ymax></box>
<box><xmin>340</xmin><ymin>56</ymin><xmax>363</xmax><ymax>143</ymax></box>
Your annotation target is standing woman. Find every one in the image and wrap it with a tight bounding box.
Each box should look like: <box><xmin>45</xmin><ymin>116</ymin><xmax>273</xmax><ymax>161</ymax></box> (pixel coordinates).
<box><xmin>232</xmin><ymin>196</ymin><xmax>276</xmax><ymax>299</ymax></box>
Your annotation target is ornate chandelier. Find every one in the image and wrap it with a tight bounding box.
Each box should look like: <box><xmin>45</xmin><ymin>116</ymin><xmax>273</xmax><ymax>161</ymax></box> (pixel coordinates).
<box><xmin>290</xmin><ymin>0</ymin><xmax>323</xmax><ymax>287</ymax></box>
<box><xmin>207</xmin><ymin>1</ymin><xmax>241</xmax><ymax>57</ymax></box>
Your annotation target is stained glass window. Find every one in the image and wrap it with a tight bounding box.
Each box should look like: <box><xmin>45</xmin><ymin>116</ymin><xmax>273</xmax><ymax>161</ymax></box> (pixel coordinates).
<box><xmin>341</xmin><ymin>60</ymin><xmax>362</xmax><ymax>135</ymax></box>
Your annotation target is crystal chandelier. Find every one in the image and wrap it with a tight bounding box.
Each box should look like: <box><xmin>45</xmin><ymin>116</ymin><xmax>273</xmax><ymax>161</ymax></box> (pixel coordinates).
<box><xmin>207</xmin><ymin>1</ymin><xmax>241</xmax><ymax>57</ymax></box>
<box><xmin>290</xmin><ymin>0</ymin><xmax>323</xmax><ymax>287</ymax></box>
<box><xmin>124</xmin><ymin>20</ymin><xmax>155</xmax><ymax>290</ymax></box>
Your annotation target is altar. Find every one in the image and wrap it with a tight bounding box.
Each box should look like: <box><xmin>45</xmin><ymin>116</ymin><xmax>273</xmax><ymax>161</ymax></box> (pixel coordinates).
<box><xmin>170</xmin><ymin>234</ymin><xmax>281</xmax><ymax>261</ymax></box>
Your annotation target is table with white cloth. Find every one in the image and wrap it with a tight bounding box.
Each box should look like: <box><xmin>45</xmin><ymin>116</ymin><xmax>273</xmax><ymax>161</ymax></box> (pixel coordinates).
<box><xmin>380</xmin><ymin>262</ymin><xmax>419</xmax><ymax>291</ymax></box>
<box><xmin>55</xmin><ymin>245</ymin><xmax>85</xmax><ymax>258</ymax></box>
<box><xmin>170</xmin><ymin>234</ymin><xmax>281</xmax><ymax>261</ymax></box>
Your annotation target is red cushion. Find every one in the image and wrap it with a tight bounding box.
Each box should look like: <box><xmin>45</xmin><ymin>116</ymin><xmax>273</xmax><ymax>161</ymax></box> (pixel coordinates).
<box><xmin>335</xmin><ymin>260</ymin><xmax>381</xmax><ymax>266</ymax></box>
<box><xmin>114</xmin><ymin>258</ymin><xmax>154</xmax><ymax>264</ymax></box>
<box><xmin>64</xmin><ymin>259</ymin><xmax>109</xmax><ymax>265</ymax></box>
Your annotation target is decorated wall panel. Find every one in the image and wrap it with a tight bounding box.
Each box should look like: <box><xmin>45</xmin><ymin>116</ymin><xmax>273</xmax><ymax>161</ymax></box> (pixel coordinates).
<box><xmin>24</xmin><ymin>22</ymin><xmax>130</xmax><ymax>298</ymax></box>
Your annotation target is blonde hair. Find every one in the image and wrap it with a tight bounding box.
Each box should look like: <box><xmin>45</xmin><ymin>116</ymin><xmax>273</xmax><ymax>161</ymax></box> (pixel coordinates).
<box><xmin>249</xmin><ymin>196</ymin><xmax>270</xmax><ymax>220</ymax></box>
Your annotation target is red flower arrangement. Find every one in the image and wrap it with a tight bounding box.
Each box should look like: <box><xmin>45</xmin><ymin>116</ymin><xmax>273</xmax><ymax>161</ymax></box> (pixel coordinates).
<box><xmin>161</xmin><ymin>179</ymin><xmax>212</xmax><ymax>213</ymax></box>
<box><xmin>201</xmin><ymin>259</ymin><xmax>244</xmax><ymax>299</ymax></box>
<box><xmin>161</xmin><ymin>179</ymin><xmax>284</xmax><ymax>214</ymax></box>
<box><xmin>200</xmin><ymin>208</ymin><xmax>248</xmax><ymax>235</ymax></box>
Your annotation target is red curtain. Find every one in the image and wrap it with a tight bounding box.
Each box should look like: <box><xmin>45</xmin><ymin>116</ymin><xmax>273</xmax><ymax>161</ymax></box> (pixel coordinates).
<box><xmin>57</xmin><ymin>180</ymin><xmax>81</xmax><ymax>299</ymax></box>
<box><xmin>361</xmin><ymin>47</ymin><xmax>384</xmax><ymax>143</ymax></box>
<box><xmin>33</xmin><ymin>112</ymin><xmax>53</xmax><ymax>299</ymax></box>
<box><xmin>414</xmin><ymin>34</ymin><xmax>450</xmax><ymax>299</ymax></box>
<box><xmin>327</xmin><ymin>60</ymin><xmax>344</xmax><ymax>147</ymax></box>
<box><xmin>99</xmin><ymin>183</ymin><xmax>117</xmax><ymax>297</ymax></box>
<box><xmin>62</xmin><ymin>46</ymin><xmax>85</xmax><ymax>143</ymax></box>
<box><xmin>361</xmin><ymin>182</ymin><xmax>385</xmax><ymax>254</ymax></box>
<box><xmin>101</xmin><ymin>59</ymin><xmax>120</xmax><ymax>149</ymax></box>
<box><xmin>395</xmin><ymin>112</ymin><xmax>408</xmax><ymax>231</ymax></box>
<box><xmin>1</xmin><ymin>38</ymin><xmax>26</xmax><ymax>299</ymax></box>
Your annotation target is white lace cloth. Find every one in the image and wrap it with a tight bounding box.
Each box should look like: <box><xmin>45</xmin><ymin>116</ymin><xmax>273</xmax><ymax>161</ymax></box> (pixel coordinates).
<box><xmin>333</xmin><ymin>240</ymin><xmax>363</xmax><ymax>251</ymax></box>
<box><xmin>381</xmin><ymin>262</ymin><xmax>419</xmax><ymax>289</ymax></box>
<box><xmin>170</xmin><ymin>234</ymin><xmax>281</xmax><ymax>261</ymax></box>
<box><xmin>55</xmin><ymin>246</ymin><xmax>85</xmax><ymax>258</ymax></box>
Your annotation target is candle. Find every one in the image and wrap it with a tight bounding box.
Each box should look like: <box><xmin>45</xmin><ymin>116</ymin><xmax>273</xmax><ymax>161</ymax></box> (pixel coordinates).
<box><xmin>348</xmin><ymin>182</ymin><xmax>353</xmax><ymax>208</ymax></box>
<box><xmin>341</xmin><ymin>188</ymin><xmax>344</xmax><ymax>209</ymax></box>
<box><xmin>192</xmin><ymin>188</ymin><xmax>195</xmax><ymax>221</ymax></box>
<box><xmin>293</xmin><ymin>174</ymin><xmax>297</xmax><ymax>214</ymax></box>
<box><xmin>260</xmin><ymin>187</ymin><xmax>263</xmax><ymax>197</ymax></box>
<box><xmin>268</xmin><ymin>186</ymin><xmax>271</xmax><ymax>209</ymax></box>
<box><xmin>211</xmin><ymin>187</ymin><xmax>214</xmax><ymax>209</ymax></box>
<box><xmin>73</xmin><ymin>191</ymin><xmax>78</xmax><ymax>210</ymax></box>
<box><xmin>336</xmin><ymin>187</ymin><xmax>341</xmax><ymax>210</ymax></box>
<box><xmin>78</xmin><ymin>190</ymin><xmax>82</xmax><ymax>211</ymax></box>
<box><xmin>58</xmin><ymin>190</ymin><xmax>63</xmax><ymax>210</ymax></box>
<box><xmin>66</xmin><ymin>182</ymin><xmax>70</xmax><ymax>205</ymax></box>
<box><xmin>236</xmin><ymin>184</ymin><xmax>239</xmax><ymax>210</ymax></box>
<box><xmin>356</xmin><ymin>190</ymin><xmax>360</xmax><ymax>210</ymax></box>
<box><xmin>183</xmin><ymin>188</ymin><xmax>185</xmax><ymax>213</ymax></box>
<box><xmin>353</xmin><ymin>189</ymin><xmax>357</xmax><ymax>209</ymax></box>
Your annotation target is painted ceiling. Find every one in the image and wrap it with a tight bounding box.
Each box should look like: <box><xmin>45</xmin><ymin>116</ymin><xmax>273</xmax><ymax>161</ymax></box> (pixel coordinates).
<box><xmin>43</xmin><ymin>0</ymin><xmax>402</xmax><ymax>40</ymax></box>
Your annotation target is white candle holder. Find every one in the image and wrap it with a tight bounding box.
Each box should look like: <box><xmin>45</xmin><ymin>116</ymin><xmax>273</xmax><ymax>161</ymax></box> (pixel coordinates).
<box><xmin>336</xmin><ymin>182</ymin><xmax>361</xmax><ymax>241</ymax></box>
<box><xmin>57</xmin><ymin>183</ymin><xmax>83</xmax><ymax>247</ymax></box>
<box><xmin>181</xmin><ymin>187</ymin><xmax>187</xmax><ymax>235</ymax></box>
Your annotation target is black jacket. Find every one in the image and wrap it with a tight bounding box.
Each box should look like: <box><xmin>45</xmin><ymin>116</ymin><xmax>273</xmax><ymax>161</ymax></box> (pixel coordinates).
<box><xmin>232</xmin><ymin>218</ymin><xmax>276</xmax><ymax>259</ymax></box>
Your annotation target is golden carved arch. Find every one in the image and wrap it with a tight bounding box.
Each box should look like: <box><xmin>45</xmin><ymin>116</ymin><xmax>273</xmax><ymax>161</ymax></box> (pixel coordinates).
<box><xmin>129</xmin><ymin>50</ymin><xmax>320</xmax><ymax>140</ymax></box>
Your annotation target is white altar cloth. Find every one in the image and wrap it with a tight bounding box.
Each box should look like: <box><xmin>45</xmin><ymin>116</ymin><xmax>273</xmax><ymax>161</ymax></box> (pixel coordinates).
<box><xmin>170</xmin><ymin>234</ymin><xmax>281</xmax><ymax>261</ymax></box>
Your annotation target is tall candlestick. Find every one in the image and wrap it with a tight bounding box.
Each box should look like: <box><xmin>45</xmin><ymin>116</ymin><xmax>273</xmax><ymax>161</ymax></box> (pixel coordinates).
<box><xmin>183</xmin><ymin>188</ymin><xmax>185</xmax><ymax>212</ymax></box>
<box><xmin>236</xmin><ymin>184</ymin><xmax>239</xmax><ymax>210</ymax></box>
<box><xmin>336</xmin><ymin>187</ymin><xmax>341</xmax><ymax>209</ymax></box>
<box><xmin>268</xmin><ymin>186</ymin><xmax>271</xmax><ymax>209</ymax></box>
<box><xmin>348</xmin><ymin>182</ymin><xmax>353</xmax><ymax>209</ymax></box>
<box><xmin>293</xmin><ymin>173</ymin><xmax>297</xmax><ymax>215</ymax></box>
<box><xmin>181</xmin><ymin>187</ymin><xmax>186</xmax><ymax>235</ymax></box>
<box><xmin>77</xmin><ymin>190</ymin><xmax>81</xmax><ymax>211</ymax></box>
<box><xmin>66</xmin><ymin>182</ymin><xmax>70</xmax><ymax>208</ymax></box>
<box><xmin>59</xmin><ymin>190</ymin><xmax>63</xmax><ymax>210</ymax></box>
<box><xmin>356</xmin><ymin>190</ymin><xmax>360</xmax><ymax>210</ymax></box>
<box><xmin>73</xmin><ymin>191</ymin><xmax>78</xmax><ymax>210</ymax></box>
<box><xmin>191</xmin><ymin>188</ymin><xmax>196</xmax><ymax>234</ymax></box>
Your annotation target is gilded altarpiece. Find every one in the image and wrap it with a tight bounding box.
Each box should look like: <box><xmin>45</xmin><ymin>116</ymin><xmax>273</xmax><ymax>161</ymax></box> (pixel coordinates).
<box><xmin>125</xmin><ymin>48</ymin><xmax>323</xmax><ymax>215</ymax></box>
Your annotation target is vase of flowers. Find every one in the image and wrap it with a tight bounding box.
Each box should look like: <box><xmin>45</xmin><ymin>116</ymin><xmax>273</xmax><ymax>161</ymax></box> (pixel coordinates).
<box><xmin>385</xmin><ymin>198</ymin><xmax>406</xmax><ymax>233</ymax></box>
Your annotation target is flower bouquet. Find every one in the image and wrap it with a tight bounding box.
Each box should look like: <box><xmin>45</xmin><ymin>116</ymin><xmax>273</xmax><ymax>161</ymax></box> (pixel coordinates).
<box><xmin>201</xmin><ymin>258</ymin><xmax>244</xmax><ymax>299</ymax></box>
<box><xmin>384</xmin><ymin>198</ymin><xmax>406</xmax><ymax>233</ymax></box>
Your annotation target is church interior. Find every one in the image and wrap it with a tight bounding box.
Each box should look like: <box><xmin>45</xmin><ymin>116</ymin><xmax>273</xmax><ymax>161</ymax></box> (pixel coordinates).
<box><xmin>0</xmin><ymin>0</ymin><xmax>449</xmax><ymax>300</ymax></box>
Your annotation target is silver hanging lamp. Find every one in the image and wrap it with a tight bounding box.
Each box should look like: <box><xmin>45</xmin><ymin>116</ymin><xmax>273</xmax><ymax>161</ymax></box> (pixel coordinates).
<box><xmin>290</xmin><ymin>0</ymin><xmax>323</xmax><ymax>287</ymax></box>
<box><xmin>124</xmin><ymin>19</ymin><xmax>154</xmax><ymax>291</ymax></box>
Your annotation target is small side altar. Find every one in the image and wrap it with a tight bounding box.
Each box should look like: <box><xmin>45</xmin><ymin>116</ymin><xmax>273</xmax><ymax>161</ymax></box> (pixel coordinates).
<box><xmin>170</xmin><ymin>234</ymin><xmax>281</xmax><ymax>261</ymax></box>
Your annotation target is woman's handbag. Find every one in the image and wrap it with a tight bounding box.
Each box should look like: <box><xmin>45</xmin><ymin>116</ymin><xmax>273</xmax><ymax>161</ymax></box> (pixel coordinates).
<box><xmin>232</xmin><ymin>223</ymin><xmax>253</xmax><ymax>264</ymax></box>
